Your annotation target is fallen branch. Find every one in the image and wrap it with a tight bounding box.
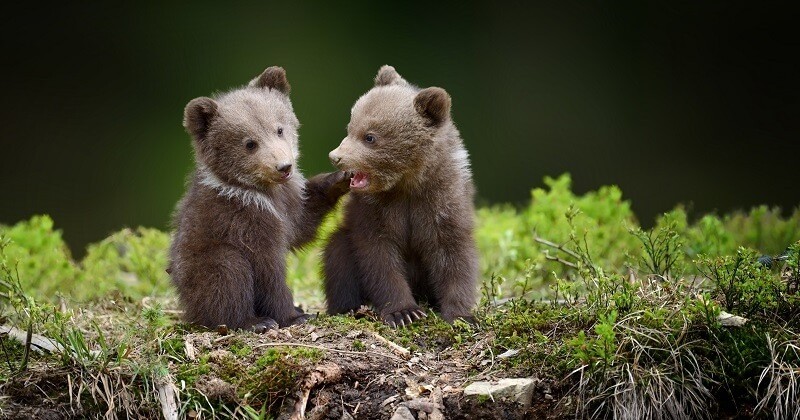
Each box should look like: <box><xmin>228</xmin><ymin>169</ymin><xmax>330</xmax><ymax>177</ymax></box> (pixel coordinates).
<box><xmin>371</xmin><ymin>332</ymin><xmax>411</xmax><ymax>359</ymax></box>
<box><xmin>291</xmin><ymin>363</ymin><xmax>342</xmax><ymax>420</ymax></box>
<box><xmin>1</xmin><ymin>324</ymin><xmax>63</xmax><ymax>354</ymax></box>
<box><xmin>155</xmin><ymin>378</ymin><xmax>179</xmax><ymax>420</ymax></box>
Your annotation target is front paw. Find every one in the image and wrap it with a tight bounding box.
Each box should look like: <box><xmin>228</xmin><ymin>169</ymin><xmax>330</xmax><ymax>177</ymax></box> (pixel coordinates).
<box><xmin>251</xmin><ymin>317</ymin><xmax>279</xmax><ymax>333</ymax></box>
<box><xmin>328</xmin><ymin>171</ymin><xmax>353</xmax><ymax>198</ymax></box>
<box><xmin>441</xmin><ymin>310</ymin><xmax>477</xmax><ymax>325</ymax></box>
<box><xmin>381</xmin><ymin>306</ymin><xmax>427</xmax><ymax>328</ymax></box>
<box><xmin>289</xmin><ymin>312</ymin><xmax>314</xmax><ymax>326</ymax></box>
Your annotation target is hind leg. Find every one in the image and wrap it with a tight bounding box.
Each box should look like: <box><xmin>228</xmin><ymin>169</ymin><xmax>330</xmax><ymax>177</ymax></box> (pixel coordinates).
<box><xmin>253</xmin><ymin>252</ymin><xmax>308</xmax><ymax>328</ymax></box>
<box><xmin>323</xmin><ymin>229</ymin><xmax>363</xmax><ymax>314</ymax></box>
<box><xmin>175</xmin><ymin>246</ymin><xmax>268</xmax><ymax>331</ymax></box>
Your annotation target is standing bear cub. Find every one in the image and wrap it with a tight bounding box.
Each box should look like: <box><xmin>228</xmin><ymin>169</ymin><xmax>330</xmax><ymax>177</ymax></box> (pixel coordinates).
<box><xmin>324</xmin><ymin>65</ymin><xmax>479</xmax><ymax>327</ymax></box>
<box><xmin>169</xmin><ymin>67</ymin><xmax>350</xmax><ymax>332</ymax></box>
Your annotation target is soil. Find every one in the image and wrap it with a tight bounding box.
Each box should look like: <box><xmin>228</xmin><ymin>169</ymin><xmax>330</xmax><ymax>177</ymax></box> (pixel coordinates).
<box><xmin>1</xmin><ymin>312</ymin><xmax>564</xmax><ymax>419</ymax></box>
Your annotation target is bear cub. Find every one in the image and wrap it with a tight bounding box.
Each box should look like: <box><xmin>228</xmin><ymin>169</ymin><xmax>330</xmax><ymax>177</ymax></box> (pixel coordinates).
<box><xmin>324</xmin><ymin>65</ymin><xmax>478</xmax><ymax>327</ymax></box>
<box><xmin>169</xmin><ymin>67</ymin><xmax>349</xmax><ymax>332</ymax></box>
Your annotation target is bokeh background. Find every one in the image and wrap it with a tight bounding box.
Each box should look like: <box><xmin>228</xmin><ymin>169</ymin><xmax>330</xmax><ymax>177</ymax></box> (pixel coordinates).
<box><xmin>1</xmin><ymin>2</ymin><xmax>798</xmax><ymax>256</ymax></box>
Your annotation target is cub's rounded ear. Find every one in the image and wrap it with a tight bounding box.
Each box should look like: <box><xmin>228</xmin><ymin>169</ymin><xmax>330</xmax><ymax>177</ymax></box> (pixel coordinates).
<box><xmin>249</xmin><ymin>66</ymin><xmax>291</xmax><ymax>94</ymax></box>
<box><xmin>374</xmin><ymin>65</ymin><xmax>408</xmax><ymax>87</ymax></box>
<box><xmin>414</xmin><ymin>87</ymin><xmax>451</xmax><ymax>126</ymax></box>
<box><xmin>183</xmin><ymin>97</ymin><xmax>218</xmax><ymax>141</ymax></box>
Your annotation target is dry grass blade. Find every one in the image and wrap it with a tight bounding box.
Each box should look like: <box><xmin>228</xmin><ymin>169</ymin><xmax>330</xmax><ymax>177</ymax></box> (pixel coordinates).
<box><xmin>571</xmin><ymin>315</ymin><xmax>715</xmax><ymax>420</ymax></box>
<box><xmin>755</xmin><ymin>335</ymin><xmax>800</xmax><ymax>420</ymax></box>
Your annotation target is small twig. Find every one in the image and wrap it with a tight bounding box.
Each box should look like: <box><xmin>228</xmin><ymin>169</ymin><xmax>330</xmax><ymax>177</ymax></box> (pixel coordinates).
<box><xmin>534</xmin><ymin>236</ymin><xmax>581</xmax><ymax>260</ymax></box>
<box><xmin>544</xmin><ymin>254</ymin><xmax>579</xmax><ymax>269</ymax></box>
<box><xmin>253</xmin><ymin>342</ymin><xmax>405</xmax><ymax>362</ymax></box>
<box><xmin>370</xmin><ymin>332</ymin><xmax>411</xmax><ymax>359</ymax></box>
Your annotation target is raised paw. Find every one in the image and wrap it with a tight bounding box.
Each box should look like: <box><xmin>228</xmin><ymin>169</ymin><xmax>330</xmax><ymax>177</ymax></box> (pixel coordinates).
<box><xmin>329</xmin><ymin>170</ymin><xmax>353</xmax><ymax>197</ymax></box>
<box><xmin>251</xmin><ymin>317</ymin><xmax>279</xmax><ymax>333</ymax></box>
<box><xmin>381</xmin><ymin>307</ymin><xmax>427</xmax><ymax>328</ymax></box>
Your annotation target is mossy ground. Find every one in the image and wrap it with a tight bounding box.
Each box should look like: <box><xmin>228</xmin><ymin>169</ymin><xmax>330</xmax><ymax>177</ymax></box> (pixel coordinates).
<box><xmin>1</xmin><ymin>174</ymin><xmax>799</xmax><ymax>419</ymax></box>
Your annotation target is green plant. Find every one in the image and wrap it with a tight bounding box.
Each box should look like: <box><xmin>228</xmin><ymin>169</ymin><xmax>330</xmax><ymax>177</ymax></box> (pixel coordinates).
<box><xmin>697</xmin><ymin>248</ymin><xmax>784</xmax><ymax>318</ymax></box>
<box><xmin>632</xmin><ymin>211</ymin><xmax>685</xmax><ymax>278</ymax></box>
<box><xmin>80</xmin><ymin>227</ymin><xmax>171</xmax><ymax>300</ymax></box>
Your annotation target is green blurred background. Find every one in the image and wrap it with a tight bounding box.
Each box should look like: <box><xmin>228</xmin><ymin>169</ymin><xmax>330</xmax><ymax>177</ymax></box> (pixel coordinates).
<box><xmin>1</xmin><ymin>2</ymin><xmax>798</xmax><ymax>256</ymax></box>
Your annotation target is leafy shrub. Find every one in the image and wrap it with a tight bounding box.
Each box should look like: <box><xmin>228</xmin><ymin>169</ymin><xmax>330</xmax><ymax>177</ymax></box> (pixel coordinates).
<box><xmin>0</xmin><ymin>215</ymin><xmax>77</xmax><ymax>300</ymax></box>
<box><xmin>697</xmin><ymin>248</ymin><xmax>790</xmax><ymax>320</ymax></box>
<box><xmin>81</xmin><ymin>227</ymin><xmax>171</xmax><ymax>299</ymax></box>
<box><xmin>524</xmin><ymin>174</ymin><xmax>640</xmax><ymax>275</ymax></box>
<box><xmin>0</xmin><ymin>217</ymin><xmax>171</xmax><ymax>303</ymax></box>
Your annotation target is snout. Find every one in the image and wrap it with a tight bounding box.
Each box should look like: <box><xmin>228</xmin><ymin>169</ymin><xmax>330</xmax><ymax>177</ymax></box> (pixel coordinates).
<box><xmin>276</xmin><ymin>163</ymin><xmax>292</xmax><ymax>179</ymax></box>
<box><xmin>329</xmin><ymin>148</ymin><xmax>343</xmax><ymax>167</ymax></box>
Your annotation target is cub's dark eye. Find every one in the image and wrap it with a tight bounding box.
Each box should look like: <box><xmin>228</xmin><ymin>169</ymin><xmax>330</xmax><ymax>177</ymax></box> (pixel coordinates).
<box><xmin>245</xmin><ymin>140</ymin><xmax>258</xmax><ymax>151</ymax></box>
<box><xmin>364</xmin><ymin>134</ymin><xmax>376</xmax><ymax>144</ymax></box>
<box><xmin>277</xmin><ymin>127</ymin><xmax>284</xmax><ymax>136</ymax></box>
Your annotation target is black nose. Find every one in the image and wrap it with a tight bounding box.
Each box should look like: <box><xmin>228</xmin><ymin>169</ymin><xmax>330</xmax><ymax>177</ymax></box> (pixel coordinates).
<box><xmin>277</xmin><ymin>163</ymin><xmax>292</xmax><ymax>174</ymax></box>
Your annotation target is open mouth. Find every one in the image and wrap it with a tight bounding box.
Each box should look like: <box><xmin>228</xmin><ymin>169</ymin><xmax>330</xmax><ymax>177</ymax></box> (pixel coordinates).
<box><xmin>350</xmin><ymin>171</ymin><xmax>369</xmax><ymax>189</ymax></box>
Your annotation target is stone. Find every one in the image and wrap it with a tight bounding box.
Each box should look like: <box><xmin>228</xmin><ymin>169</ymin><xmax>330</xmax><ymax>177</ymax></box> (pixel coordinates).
<box><xmin>463</xmin><ymin>378</ymin><xmax>536</xmax><ymax>407</ymax></box>
<box><xmin>390</xmin><ymin>406</ymin><xmax>416</xmax><ymax>420</ymax></box>
<box><xmin>718</xmin><ymin>311</ymin><xmax>748</xmax><ymax>327</ymax></box>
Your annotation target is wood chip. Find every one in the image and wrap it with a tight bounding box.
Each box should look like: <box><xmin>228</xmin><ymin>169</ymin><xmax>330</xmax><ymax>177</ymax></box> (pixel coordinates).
<box><xmin>184</xmin><ymin>338</ymin><xmax>196</xmax><ymax>361</ymax></box>
<box><xmin>156</xmin><ymin>378</ymin><xmax>179</xmax><ymax>420</ymax></box>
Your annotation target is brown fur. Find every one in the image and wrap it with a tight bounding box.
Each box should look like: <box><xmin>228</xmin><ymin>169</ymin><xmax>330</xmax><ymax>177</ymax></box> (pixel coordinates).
<box><xmin>169</xmin><ymin>67</ymin><xmax>349</xmax><ymax>332</ymax></box>
<box><xmin>324</xmin><ymin>65</ymin><xmax>478</xmax><ymax>327</ymax></box>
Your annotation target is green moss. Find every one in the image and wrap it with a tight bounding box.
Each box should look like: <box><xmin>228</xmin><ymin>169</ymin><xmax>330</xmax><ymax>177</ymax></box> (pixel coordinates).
<box><xmin>351</xmin><ymin>339</ymin><xmax>366</xmax><ymax>351</ymax></box>
<box><xmin>176</xmin><ymin>354</ymin><xmax>212</xmax><ymax>385</ymax></box>
<box><xmin>0</xmin><ymin>338</ymin><xmax>27</xmax><ymax>381</ymax></box>
<box><xmin>228</xmin><ymin>339</ymin><xmax>253</xmax><ymax>358</ymax></box>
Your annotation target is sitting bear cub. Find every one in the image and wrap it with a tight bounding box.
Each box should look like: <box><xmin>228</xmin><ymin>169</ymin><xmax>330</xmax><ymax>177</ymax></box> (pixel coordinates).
<box><xmin>324</xmin><ymin>65</ymin><xmax>478</xmax><ymax>327</ymax></box>
<box><xmin>169</xmin><ymin>67</ymin><xmax>349</xmax><ymax>332</ymax></box>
